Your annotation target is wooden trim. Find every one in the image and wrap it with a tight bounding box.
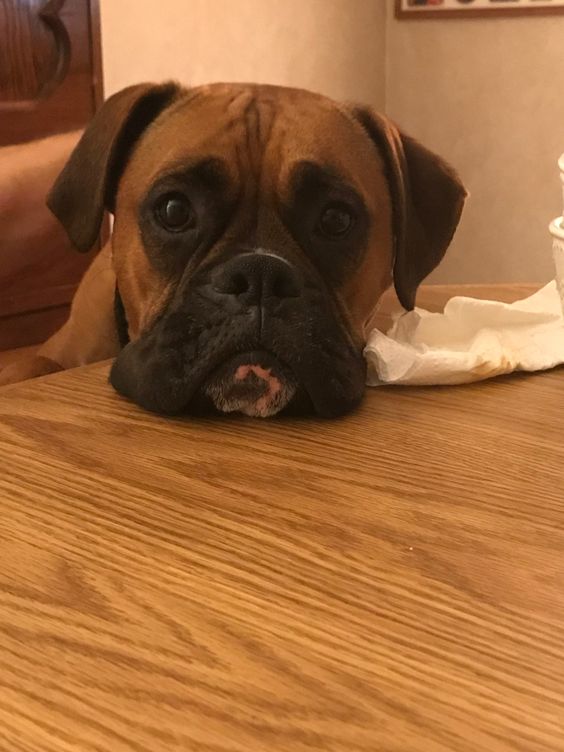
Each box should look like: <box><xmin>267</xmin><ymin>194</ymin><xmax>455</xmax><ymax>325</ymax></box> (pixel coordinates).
<box><xmin>38</xmin><ymin>0</ymin><xmax>72</xmax><ymax>98</ymax></box>
<box><xmin>88</xmin><ymin>0</ymin><xmax>104</xmax><ymax>109</ymax></box>
<box><xmin>88</xmin><ymin>0</ymin><xmax>109</xmax><ymax>243</ymax></box>
<box><xmin>0</xmin><ymin>0</ymin><xmax>72</xmax><ymax>112</ymax></box>
<box><xmin>395</xmin><ymin>0</ymin><xmax>564</xmax><ymax>19</ymax></box>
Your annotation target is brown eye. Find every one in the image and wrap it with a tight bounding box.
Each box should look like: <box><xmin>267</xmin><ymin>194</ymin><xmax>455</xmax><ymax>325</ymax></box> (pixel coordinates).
<box><xmin>317</xmin><ymin>203</ymin><xmax>355</xmax><ymax>238</ymax></box>
<box><xmin>155</xmin><ymin>193</ymin><xmax>195</xmax><ymax>231</ymax></box>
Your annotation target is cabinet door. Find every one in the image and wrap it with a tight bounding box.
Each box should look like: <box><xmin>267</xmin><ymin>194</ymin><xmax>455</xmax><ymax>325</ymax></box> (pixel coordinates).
<box><xmin>0</xmin><ymin>0</ymin><xmax>103</xmax><ymax>350</ymax></box>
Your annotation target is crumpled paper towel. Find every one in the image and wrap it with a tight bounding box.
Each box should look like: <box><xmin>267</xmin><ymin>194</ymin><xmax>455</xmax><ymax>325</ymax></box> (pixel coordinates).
<box><xmin>365</xmin><ymin>281</ymin><xmax>564</xmax><ymax>386</ymax></box>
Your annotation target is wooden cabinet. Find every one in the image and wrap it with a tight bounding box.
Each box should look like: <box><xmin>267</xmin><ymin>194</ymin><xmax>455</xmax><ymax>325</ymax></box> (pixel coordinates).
<box><xmin>0</xmin><ymin>0</ymin><xmax>103</xmax><ymax>350</ymax></box>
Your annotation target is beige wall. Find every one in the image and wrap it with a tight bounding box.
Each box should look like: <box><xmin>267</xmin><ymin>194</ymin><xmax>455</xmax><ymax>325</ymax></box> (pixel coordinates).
<box><xmin>99</xmin><ymin>2</ymin><xmax>564</xmax><ymax>284</ymax></box>
<box><xmin>386</xmin><ymin>14</ymin><xmax>564</xmax><ymax>284</ymax></box>
<box><xmin>99</xmin><ymin>0</ymin><xmax>386</xmax><ymax>109</ymax></box>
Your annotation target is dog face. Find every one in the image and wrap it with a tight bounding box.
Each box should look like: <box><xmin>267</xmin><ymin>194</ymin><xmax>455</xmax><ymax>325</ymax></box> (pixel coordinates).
<box><xmin>48</xmin><ymin>82</ymin><xmax>466</xmax><ymax>418</ymax></box>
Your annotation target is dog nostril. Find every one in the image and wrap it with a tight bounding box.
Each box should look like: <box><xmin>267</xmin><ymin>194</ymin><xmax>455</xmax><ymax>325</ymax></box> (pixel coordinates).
<box><xmin>230</xmin><ymin>272</ymin><xmax>250</xmax><ymax>295</ymax></box>
<box><xmin>214</xmin><ymin>271</ymin><xmax>249</xmax><ymax>295</ymax></box>
<box><xmin>271</xmin><ymin>270</ymin><xmax>301</xmax><ymax>299</ymax></box>
<box><xmin>212</xmin><ymin>255</ymin><xmax>302</xmax><ymax>300</ymax></box>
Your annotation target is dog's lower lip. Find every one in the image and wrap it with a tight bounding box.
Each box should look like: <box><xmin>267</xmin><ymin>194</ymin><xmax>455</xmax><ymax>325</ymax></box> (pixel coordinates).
<box><xmin>202</xmin><ymin>349</ymin><xmax>295</xmax><ymax>392</ymax></box>
<box><xmin>200</xmin><ymin>349</ymin><xmax>298</xmax><ymax>417</ymax></box>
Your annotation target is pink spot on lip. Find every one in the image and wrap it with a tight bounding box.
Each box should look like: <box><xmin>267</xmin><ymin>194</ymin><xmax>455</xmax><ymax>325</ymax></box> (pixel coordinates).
<box><xmin>234</xmin><ymin>363</ymin><xmax>282</xmax><ymax>413</ymax></box>
<box><xmin>235</xmin><ymin>364</ymin><xmax>274</xmax><ymax>382</ymax></box>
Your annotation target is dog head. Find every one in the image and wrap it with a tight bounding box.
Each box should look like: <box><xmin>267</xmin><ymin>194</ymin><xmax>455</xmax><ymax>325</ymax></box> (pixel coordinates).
<box><xmin>48</xmin><ymin>82</ymin><xmax>466</xmax><ymax>418</ymax></box>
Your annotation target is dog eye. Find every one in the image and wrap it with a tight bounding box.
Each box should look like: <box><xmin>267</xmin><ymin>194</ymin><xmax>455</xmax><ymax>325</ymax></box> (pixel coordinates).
<box><xmin>317</xmin><ymin>203</ymin><xmax>355</xmax><ymax>239</ymax></box>
<box><xmin>155</xmin><ymin>193</ymin><xmax>195</xmax><ymax>232</ymax></box>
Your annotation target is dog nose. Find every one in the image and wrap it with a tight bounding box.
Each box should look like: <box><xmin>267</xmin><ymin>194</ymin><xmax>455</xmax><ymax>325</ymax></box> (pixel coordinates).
<box><xmin>212</xmin><ymin>253</ymin><xmax>302</xmax><ymax>303</ymax></box>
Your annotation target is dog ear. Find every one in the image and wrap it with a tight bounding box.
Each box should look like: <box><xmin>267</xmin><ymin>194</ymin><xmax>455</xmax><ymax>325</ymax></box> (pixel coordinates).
<box><xmin>352</xmin><ymin>108</ymin><xmax>467</xmax><ymax>310</ymax></box>
<box><xmin>47</xmin><ymin>81</ymin><xmax>182</xmax><ymax>252</ymax></box>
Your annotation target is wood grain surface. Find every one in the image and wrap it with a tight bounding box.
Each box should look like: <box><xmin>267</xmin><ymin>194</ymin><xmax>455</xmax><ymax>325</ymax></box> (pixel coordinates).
<box><xmin>0</xmin><ymin>338</ymin><xmax>563</xmax><ymax>749</ymax></box>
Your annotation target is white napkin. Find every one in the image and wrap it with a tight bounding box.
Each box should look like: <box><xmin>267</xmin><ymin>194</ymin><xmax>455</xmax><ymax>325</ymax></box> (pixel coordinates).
<box><xmin>365</xmin><ymin>281</ymin><xmax>564</xmax><ymax>386</ymax></box>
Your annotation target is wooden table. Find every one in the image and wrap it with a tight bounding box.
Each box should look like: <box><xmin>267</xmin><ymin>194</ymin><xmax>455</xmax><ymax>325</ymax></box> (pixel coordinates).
<box><xmin>0</xmin><ymin>286</ymin><xmax>563</xmax><ymax>752</ymax></box>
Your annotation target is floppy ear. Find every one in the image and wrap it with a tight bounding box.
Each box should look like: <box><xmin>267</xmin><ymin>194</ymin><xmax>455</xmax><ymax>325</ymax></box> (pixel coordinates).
<box><xmin>47</xmin><ymin>81</ymin><xmax>182</xmax><ymax>252</ymax></box>
<box><xmin>352</xmin><ymin>108</ymin><xmax>467</xmax><ymax>310</ymax></box>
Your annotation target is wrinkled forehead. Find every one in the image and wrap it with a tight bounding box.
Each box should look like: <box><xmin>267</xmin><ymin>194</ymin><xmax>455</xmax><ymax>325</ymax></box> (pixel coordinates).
<box><xmin>122</xmin><ymin>84</ymin><xmax>388</xmax><ymax>204</ymax></box>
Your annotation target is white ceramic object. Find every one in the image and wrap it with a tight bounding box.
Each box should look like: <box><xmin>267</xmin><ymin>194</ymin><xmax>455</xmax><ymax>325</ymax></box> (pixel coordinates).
<box><xmin>549</xmin><ymin>216</ymin><xmax>564</xmax><ymax>316</ymax></box>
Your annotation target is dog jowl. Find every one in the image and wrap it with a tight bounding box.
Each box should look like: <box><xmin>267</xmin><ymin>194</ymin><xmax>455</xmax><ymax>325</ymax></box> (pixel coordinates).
<box><xmin>48</xmin><ymin>82</ymin><xmax>466</xmax><ymax>418</ymax></box>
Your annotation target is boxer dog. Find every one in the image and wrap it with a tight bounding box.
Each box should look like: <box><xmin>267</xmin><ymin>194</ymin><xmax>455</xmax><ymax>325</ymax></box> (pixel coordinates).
<box><xmin>0</xmin><ymin>82</ymin><xmax>466</xmax><ymax>417</ymax></box>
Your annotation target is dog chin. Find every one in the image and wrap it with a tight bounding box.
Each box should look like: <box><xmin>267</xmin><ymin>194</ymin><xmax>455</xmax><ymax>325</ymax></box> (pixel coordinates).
<box><xmin>202</xmin><ymin>351</ymin><xmax>298</xmax><ymax>418</ymax></box>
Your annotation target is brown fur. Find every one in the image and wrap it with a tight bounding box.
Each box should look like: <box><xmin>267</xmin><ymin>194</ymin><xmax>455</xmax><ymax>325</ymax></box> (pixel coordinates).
<box><xmin>0</xmin><ymin>82</ymin><xmax>466</xmax><ymax>389</ymax></box>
